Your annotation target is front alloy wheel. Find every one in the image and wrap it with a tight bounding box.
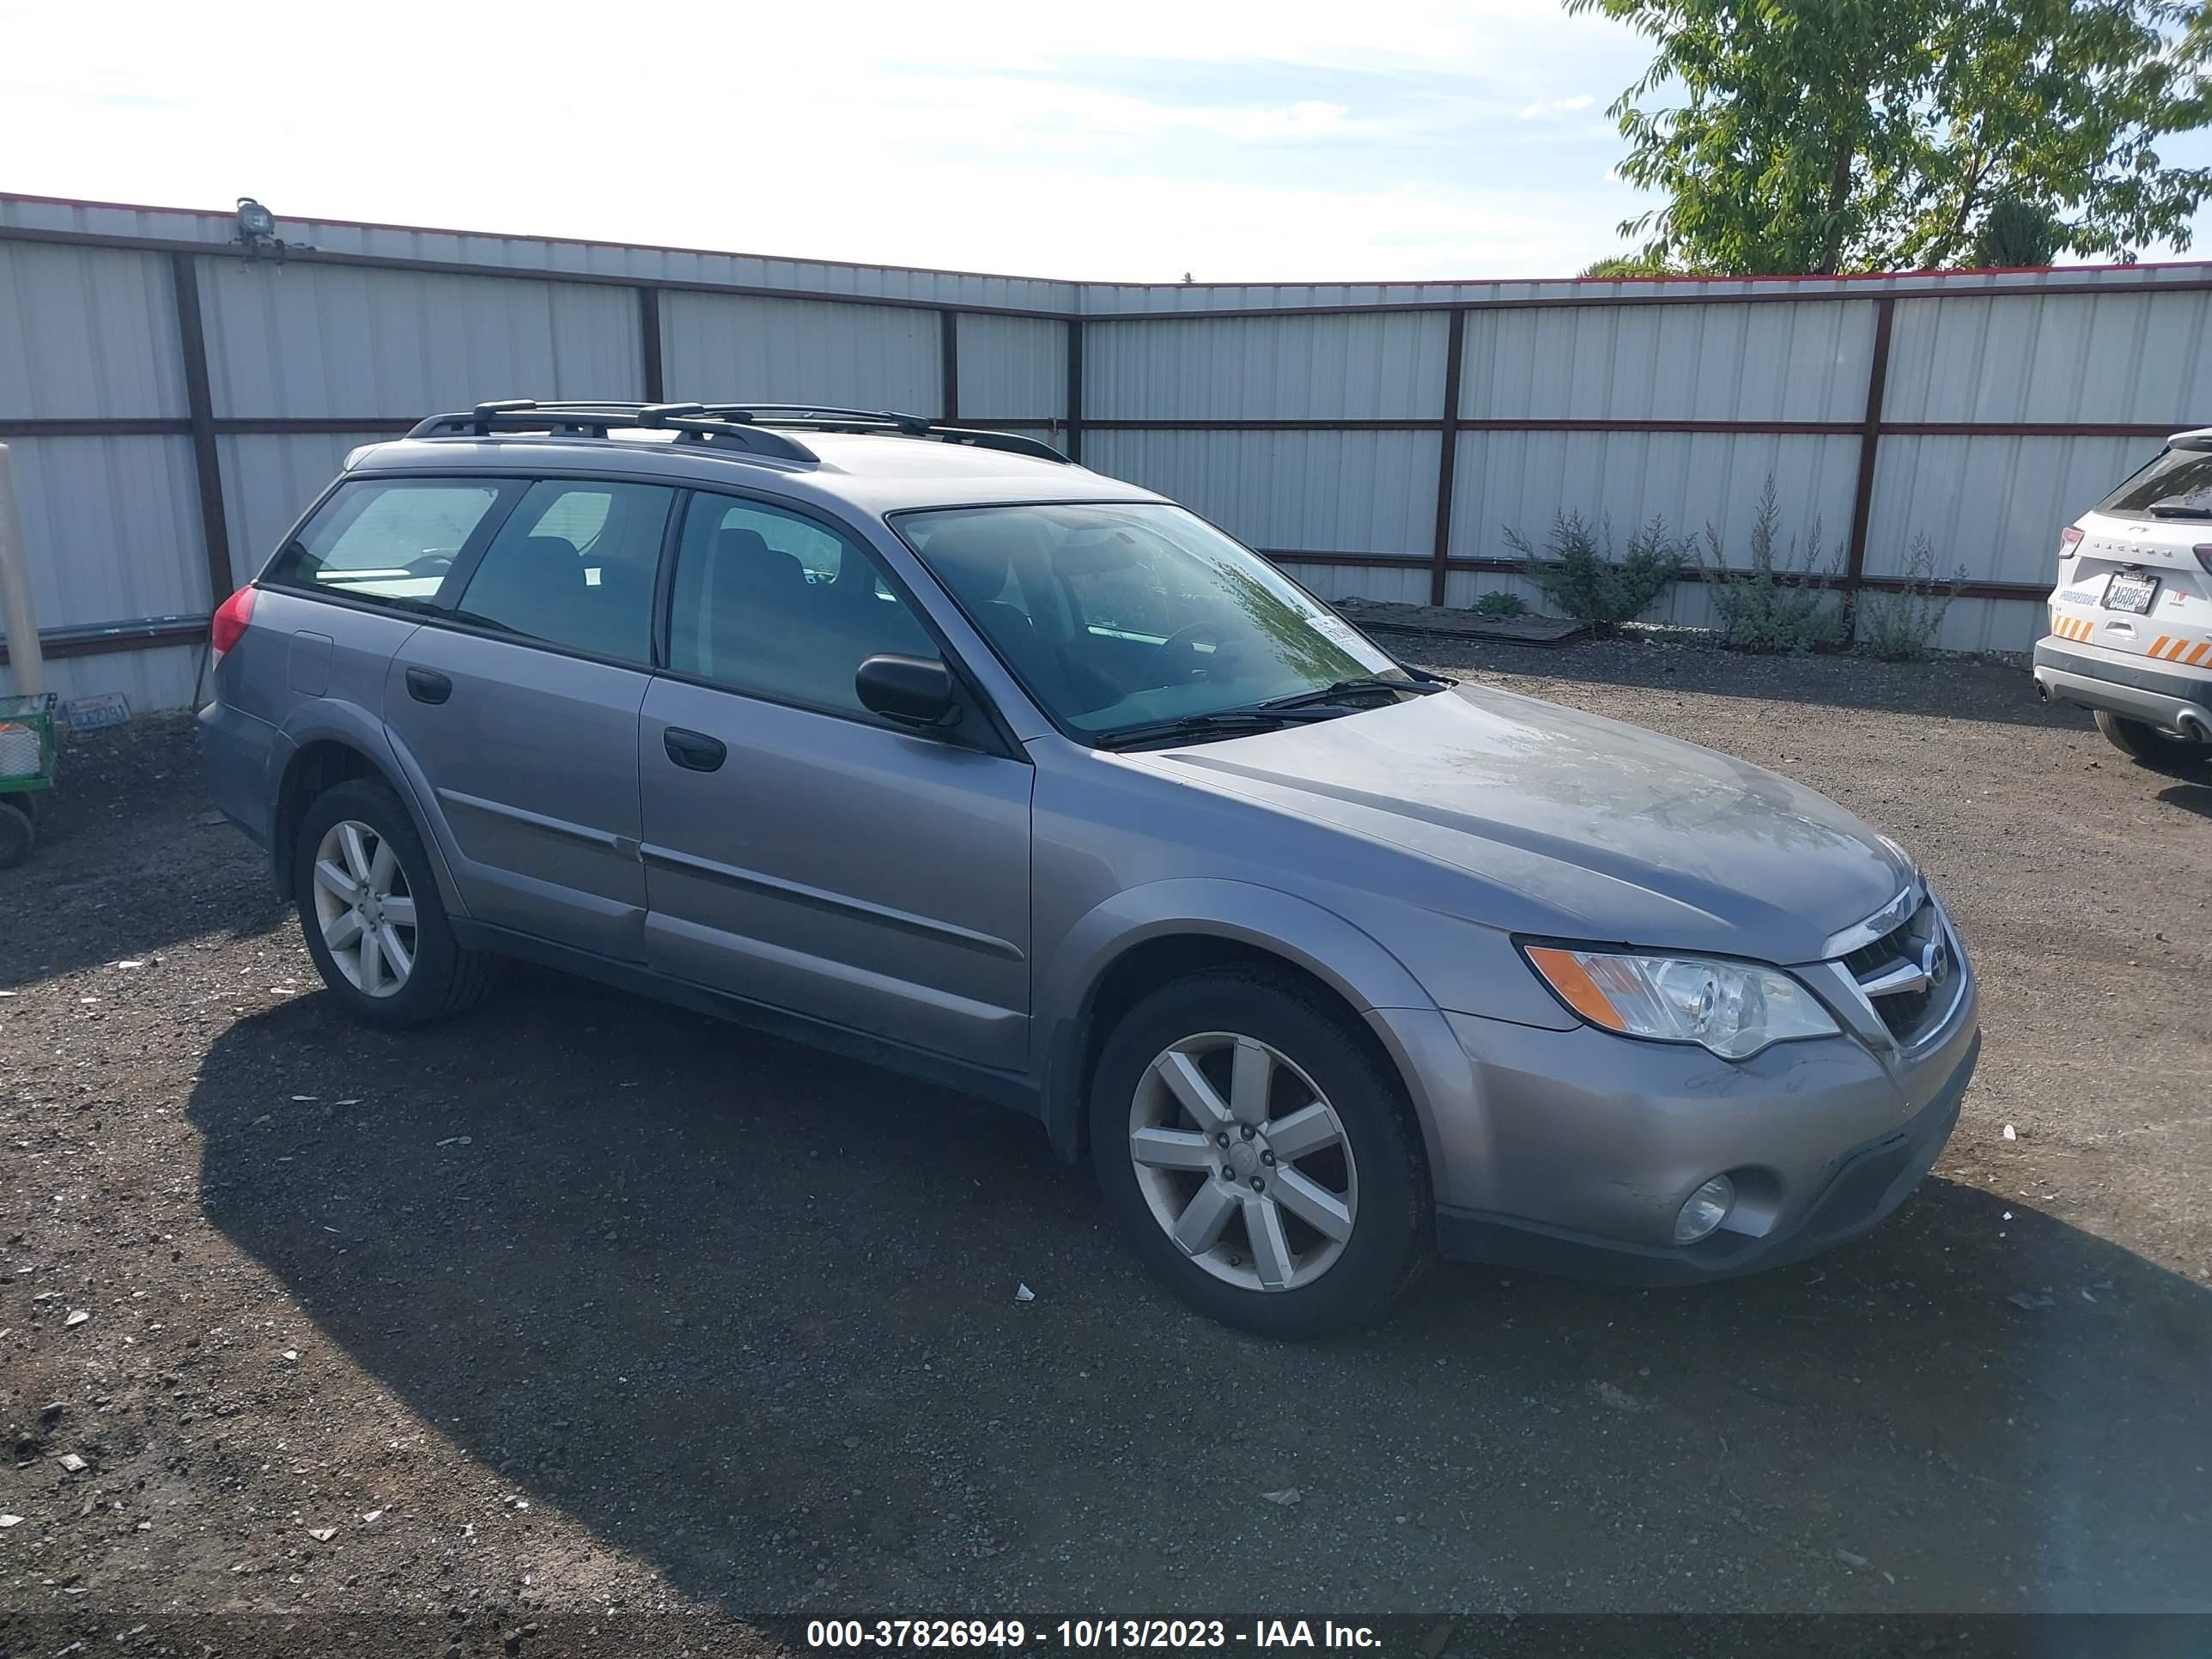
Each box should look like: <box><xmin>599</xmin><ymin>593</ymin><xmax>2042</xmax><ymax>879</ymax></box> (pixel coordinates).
<box><xmin>1091</xmin><ymin>969</ymin><xmax>1428</xmax><ymax>1339</ymax></box>
<box><xmin>1129</xmin><ymin>1033</ymin><xmax>1358</xmax><ymax>1292</ymax></box>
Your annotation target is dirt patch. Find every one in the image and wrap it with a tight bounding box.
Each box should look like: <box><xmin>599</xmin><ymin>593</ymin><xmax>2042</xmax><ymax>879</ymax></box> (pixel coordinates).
<box><xmin>2</xmin><ymin>647</ymin><xmax>2209</xmax><ymax>1641</ymax></box>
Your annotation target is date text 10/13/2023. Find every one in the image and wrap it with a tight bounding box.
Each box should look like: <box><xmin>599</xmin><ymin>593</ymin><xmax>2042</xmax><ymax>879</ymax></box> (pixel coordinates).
<box><xmin>805</xmin><ymin>1621</ymin><xmax>1385</xmax><ymax>1650</ymax></box>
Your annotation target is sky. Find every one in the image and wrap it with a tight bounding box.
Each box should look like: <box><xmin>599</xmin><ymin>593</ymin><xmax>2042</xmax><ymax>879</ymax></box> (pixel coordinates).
<box><xmin>3</xmin><ymin>0</ymin><xmax>2209</xmax><ymax>284</ymax></box>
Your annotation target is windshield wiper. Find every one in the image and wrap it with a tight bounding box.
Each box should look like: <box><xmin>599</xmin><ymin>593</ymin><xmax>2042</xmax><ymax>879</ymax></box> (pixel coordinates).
<box><xmin>1091</xmin><ymin>708</ymin><xmax>1338</xmax><ymax>751</ymax></box>
<box><xmin>2148</xmin><ymin>502</ymin><xmax>2212</xmax><ymax>520</ymax></box>
<box><xmin>1257</xmin><ymin>676</ymin><xmax>1438</xmax><ymax>712</ymax></box>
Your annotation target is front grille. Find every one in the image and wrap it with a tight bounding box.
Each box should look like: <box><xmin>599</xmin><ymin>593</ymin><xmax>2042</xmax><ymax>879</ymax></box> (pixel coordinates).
<box><xmin>1838</xmin><ymin>921</ymin><xmax>1911</xmax><ymax>981</ymax></box>
<box><xmin>1836</xmin><ymin>899</ymin><xmax>1956</xmax><ymax>1045</ymax></box>
<box><xmin>1875</xmin><ymin>984</ymin><xmax>1935</xmax><ymax>1037</ymax></box>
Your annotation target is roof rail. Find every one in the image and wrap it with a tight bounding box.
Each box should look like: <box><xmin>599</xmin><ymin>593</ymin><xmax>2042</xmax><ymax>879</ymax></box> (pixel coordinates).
<box><xmin>403</xmin><ymin>401</ymin><xmax>819</xmax><ymax>461</ymax></box>
<box><xmin>706</xmin><ymin>404</ymin><xmax>1070</xmax><ymax>463</ymax></box>
<box><xmin>400</xmin><ymin>399</ymin><xmax>1073</xmax><ymax>465</ymax></box>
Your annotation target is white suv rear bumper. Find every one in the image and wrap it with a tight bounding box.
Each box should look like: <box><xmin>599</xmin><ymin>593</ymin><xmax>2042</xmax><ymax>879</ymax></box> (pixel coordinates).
<box><xmin>2033</xmin><ymin>635</ymin><xmax>2212</xmax><ymax>738</ymax></box>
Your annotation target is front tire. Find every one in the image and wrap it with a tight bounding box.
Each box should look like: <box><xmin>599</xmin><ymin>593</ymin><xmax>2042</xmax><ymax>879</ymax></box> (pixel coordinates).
<box><xmin>293</xmin><ymin>777</ymin><xmax>500</xmax><ymax>1029</ymax></box>
<box><xmin>2094</xmin><ymin>709</ymin><xmax>2207</xmax><ymax>773</ymax></box>
<box><xmin>1090</xmin><ymin>969</ymin><xmax>1429</xmax><ymax>1339</ymax></box>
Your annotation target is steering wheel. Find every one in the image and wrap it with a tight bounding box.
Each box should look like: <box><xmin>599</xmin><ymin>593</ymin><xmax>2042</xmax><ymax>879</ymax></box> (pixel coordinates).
<box><xmin>1148</xmin><ymin>622</ymin><xmax>1230</xmax><ymax>684</ymax></box>
<box><xmin>403</xmin><ymin>551</ymin><xmax>457</xmax><ymax>578</ymax></box>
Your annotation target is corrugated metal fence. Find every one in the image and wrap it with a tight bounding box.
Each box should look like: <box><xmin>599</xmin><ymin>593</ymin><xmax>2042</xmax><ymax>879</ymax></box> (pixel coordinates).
<box><xmin>6</xmin><ymin>191</ymin><xmax>2210</xmax><ymax>708</ymax></box>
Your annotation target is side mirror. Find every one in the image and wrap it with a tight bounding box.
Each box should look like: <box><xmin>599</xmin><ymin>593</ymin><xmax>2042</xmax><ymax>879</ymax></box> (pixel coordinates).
<box><xmin>855</xmin><ymin>653</ymin><xmax>962</xmax><ymax>729</ymax></box>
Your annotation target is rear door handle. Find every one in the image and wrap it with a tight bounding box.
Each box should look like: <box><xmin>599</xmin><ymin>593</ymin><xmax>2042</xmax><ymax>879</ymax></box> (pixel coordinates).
<box><xmin>663</xmin><ymin>726</ymin><xmax>726</xmax><ymax>772</ymax></box>
<box><xmin>404</xmin><ymin>667</ymin><xmax>452</xmax><ymax>704</ymax></box>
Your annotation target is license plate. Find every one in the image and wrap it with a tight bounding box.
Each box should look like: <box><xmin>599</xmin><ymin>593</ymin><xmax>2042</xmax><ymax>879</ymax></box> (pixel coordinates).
<box><xmin>2106</xmin><ymin>572</ymin><xmax>2160</xmax><ymax>614</ymax></box>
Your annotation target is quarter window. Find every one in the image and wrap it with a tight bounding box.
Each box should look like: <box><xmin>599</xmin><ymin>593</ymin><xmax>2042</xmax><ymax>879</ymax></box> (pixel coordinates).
<box><xmin>668</xmin><ymin>495</ymin><xmax>937</xmax><ymax>721</ymax></box>
<box><xmin>266</xmin><ymin>478</ymin><xmax>507</xmax><ymax>606</ymax></box>
<box><xmin>453</xmin><ymin>480</ymin><xmax>673</xmax><ymax>665</ymax></box>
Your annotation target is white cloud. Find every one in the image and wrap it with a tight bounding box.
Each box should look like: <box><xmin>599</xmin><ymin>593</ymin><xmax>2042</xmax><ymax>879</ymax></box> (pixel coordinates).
<box><xmin>1518</xmin><ymin>93</ymin><xmax>1599</xmax><ymax>118</ymax></box>
<box><xmin>0</xmin><ymin>0</ymin><xmax>1659</xmax><ymax>281</ymax></box>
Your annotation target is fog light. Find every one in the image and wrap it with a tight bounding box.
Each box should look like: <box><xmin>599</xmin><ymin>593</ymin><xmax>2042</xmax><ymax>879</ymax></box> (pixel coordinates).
<box><xmin>1674</xmin><ymin>1176</ymin><xmax>1735</xmax><ymax>1245</ymax></box>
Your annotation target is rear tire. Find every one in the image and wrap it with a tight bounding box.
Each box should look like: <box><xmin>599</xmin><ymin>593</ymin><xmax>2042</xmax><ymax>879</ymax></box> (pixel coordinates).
<box><xmin>2094</xmin><ymin>709</ymin><xmax>2208</xmax><ymax>773</ymax></box>
<box><xmin>293</xmin><ymin>778</ymin><xmax>501</xmax><ymax>1029</ymax></box>
<box><xmin>1090</xmin><ymin>969</ymin><xmax>1430</xmax><ymax>1339</ymax></box>
<box><xmin>0</xmin><ymin>801</ymin><xmax>32</xmax><ymax>869</ymax></box>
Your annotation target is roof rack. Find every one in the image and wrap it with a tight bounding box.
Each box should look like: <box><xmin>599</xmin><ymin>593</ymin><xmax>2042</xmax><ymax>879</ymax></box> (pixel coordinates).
<box><xmin>403</xmin><ymin>401</ymin><xmax>821</xmax><ymax>461</ymax></box>
<box><xmin>400</xmin><ymin>400</ymin><xmax>1072</xmax><ymax>465</ymax></box>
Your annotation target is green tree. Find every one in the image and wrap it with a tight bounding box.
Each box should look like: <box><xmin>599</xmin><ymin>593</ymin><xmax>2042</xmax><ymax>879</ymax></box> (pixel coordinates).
<box><xmin>1577</xmin><ymin>252</ymin><xmax>1686</xmax><ymax>276</ymax></box>
<box><xmin>1570</xmin><ymin>0</ymin><xmax>2212</xmax><ymax>274</ymax></box>
<box><xmin>1971</xmin><ymin>194</ymin><xmax>2063</xmax><ymax>264</ymax></box>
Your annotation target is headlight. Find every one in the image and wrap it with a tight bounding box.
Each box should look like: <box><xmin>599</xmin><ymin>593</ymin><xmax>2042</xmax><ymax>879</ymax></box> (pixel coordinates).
<box><xmin>1522</xmin><ymin>945</ymin><xmax>1838</xmax><ymax>1060</ymax></box>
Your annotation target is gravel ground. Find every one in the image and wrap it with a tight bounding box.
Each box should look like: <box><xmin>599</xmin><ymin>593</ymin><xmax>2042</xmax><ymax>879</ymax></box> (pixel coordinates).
<box><xmin>3</xmin><ymin>638</ymin><xmax>2209</xmax><ymax>1648</ymax></box>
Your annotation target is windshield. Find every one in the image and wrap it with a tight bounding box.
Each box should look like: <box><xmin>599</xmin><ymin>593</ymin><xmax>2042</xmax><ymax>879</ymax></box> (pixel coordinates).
<box><xmin>2098</xmin><ymin>445</ymin><xmax>2212</xmax><ymax>518</ymax></box>
<box><xmin>895</xmin><ymin>502</ymin><xmax>1408</xmax><ymax>738</ymax></box>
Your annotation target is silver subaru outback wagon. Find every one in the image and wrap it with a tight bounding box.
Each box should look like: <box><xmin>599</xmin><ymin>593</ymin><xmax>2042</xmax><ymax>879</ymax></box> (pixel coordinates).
<box><xmin>198</xmin><ymin>400</ymin><xmax>1980</xmax><ymax>1338</ymax></box>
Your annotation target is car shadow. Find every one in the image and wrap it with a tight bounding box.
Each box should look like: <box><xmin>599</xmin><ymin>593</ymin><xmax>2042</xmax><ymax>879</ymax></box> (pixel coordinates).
<box><xmin>188</xmin><ymin>975</ymin><xmax>2212</xmax><ymax>1613</ymax></box>
<box><xmin>2156</xmin><ymin>781</ymin><xmax>2212</xmax><ymax>820</ymax></box>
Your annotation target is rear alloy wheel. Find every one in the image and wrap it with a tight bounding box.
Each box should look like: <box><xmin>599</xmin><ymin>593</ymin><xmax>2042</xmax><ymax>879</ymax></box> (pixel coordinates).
<box><xmin>293</xmin><ymin>778</ymin><xmax>500</xmax><ymax>1029</ymax></box>
<box><xmin>310</xmin><ymin>817</ymin><xmax>418</xmax><ymax>999</ymax></box>
<box><xmin>2094</xmin><ymin>708</ymin><xmax>2208</xmax><ymax>774</ymax></box>
<box><xmin>1091</xmin><ymin>970</ymin><xmax>1428</xmax><ymax>1338</ymax></box>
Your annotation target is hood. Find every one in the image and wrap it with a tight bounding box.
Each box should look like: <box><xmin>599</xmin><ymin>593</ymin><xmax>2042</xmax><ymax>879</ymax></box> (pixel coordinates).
<box><xmin>1138</xmin><ymin>684</ymin><xmax>1913</xmax><ymax>965</ymax></box>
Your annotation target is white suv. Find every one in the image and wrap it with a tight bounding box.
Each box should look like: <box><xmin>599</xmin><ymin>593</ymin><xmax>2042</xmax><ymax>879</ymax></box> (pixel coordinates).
<box><xmin>2036</xmin><ymin>427</ymin><xmax>2212</xmax><ymax>769</ymax></box>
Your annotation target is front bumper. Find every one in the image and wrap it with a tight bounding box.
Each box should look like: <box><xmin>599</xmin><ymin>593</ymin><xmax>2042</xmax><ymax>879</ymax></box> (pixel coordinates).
<box><xmin>2033</xmin><ymin>638</ymin><xmax>2212</xmax><ymax>735</ymax></box>
<box><xmin>1430</xmin><ymin>973</ymin><xmax>1978</xmax><ymax>1286</ymax></box>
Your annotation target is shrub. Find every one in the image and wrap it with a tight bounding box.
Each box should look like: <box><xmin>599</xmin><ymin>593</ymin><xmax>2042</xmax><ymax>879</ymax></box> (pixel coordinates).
<box><xmin>1469</xmin><ymin>590</ymin><xmax>1529</xmax><ymax>619</ymax></box>
<box><xmin>1856</xmin><ymin>535</ymin><xmax>1967</xmax><ymax>660</ymax></box>
<box><xmin>1700</xmin><ymin>478</ymin><xmax>1845</xmax><ymax>654</ymax></box>
<box><xmin>1501</xmin><ymin>511</ymin><xmax>1682</xmax><ymax>629</ymax></box>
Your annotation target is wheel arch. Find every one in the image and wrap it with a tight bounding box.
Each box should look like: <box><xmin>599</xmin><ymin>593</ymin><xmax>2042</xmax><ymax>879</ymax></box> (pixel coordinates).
<box><xmin>270</xmin><ymin>709</ymin><xmax>464</xmax><ymax>915</ymax></box>
<box><xmin>1036</xmin><ymin>880</ymin><xmax>1460</xmax><ymax>1172</ymax></box>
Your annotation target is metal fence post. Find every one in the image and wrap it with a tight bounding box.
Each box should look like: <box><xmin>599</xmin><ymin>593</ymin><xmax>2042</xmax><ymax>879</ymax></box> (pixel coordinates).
<box><xmin>169</xmin><ymin>252</ymin><xmax>235</xmax><ymax>607</ymax></box>
<box><xmin>0</xmin><ymin>445</ymin><xmax>46</xmax><ymax>695</ymax></box>
<box><xmin>1843</xmin><ymin>296</ymin><xmax>1898</xmax><ymax>628</ymax></box>
<box><xmin>1065</xmin><ymin>318</ymin><xmax>1085</xmax><ymax>463</ymax></box>
<box><xmin>1431</xmin><ymin>308</ymin><xmax>1468</xmax><ymax>606</ymax></box>
<box><xmin>639</xmin><ymin>288</ymin><xmax>665</xmax><ymax>403</ymax></box>
<box><xmin>940</xmin><ymin>311</ymin><xmax>960</xmax><ymax>422</ymax></box>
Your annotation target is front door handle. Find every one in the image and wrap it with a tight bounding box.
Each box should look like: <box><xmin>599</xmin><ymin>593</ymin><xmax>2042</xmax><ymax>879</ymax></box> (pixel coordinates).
<box><xmin>405</xmin><ymin>667</ymin><xmax>453</xmax><ymax>704</ymax></box>
<box><xmin>663</xmin><ymin>726</ymin><xmax>727</xmax><ymax>772</ymax></box>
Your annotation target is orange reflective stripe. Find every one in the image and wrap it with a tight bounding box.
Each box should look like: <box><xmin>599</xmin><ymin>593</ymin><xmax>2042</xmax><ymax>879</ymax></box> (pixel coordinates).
<box><xmin>2152</xmin><ymin>635</ymin><xmax>2173</xmax><ymax>657</ymax></box>
<box><xmin>2191</xmin><ymin>642</ymin><xmax>2212</xmax><ymax>666</ymax></box>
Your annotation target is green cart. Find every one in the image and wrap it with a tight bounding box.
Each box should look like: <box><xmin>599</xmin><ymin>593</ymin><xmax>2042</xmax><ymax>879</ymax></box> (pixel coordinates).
<box><xmin>0</xmin><ymin>690</ymin><xmax>58</xmax><ymax>868</ymax></box>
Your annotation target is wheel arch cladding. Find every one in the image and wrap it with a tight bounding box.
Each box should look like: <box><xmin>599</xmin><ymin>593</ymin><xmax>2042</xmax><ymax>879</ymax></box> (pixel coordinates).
<box><xmin>270</xmin><ymin>720</ymin><xmax>460</xmax><ymax>916</ymax></box>
<box><xmin>1038</xmin><ymin>880</ymin><xmax>1447</xmax><ymax>1167</ymax></box>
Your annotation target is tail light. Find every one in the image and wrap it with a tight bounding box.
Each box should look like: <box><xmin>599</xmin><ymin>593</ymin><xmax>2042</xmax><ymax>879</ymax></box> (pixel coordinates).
<box><xmin>2060</xmin><ymin>526</ymin><xmax>2085</xmax><ymax>555</ymax></box>
<box><xmin>2196</xmin><ymin>545</ymin><xmax>2212</xmax><ymax>574</ymax></box>
<box><xmin>210</xmin><ymin>585</ymin><xmax>257</xmax><ymax>669</ymax></box>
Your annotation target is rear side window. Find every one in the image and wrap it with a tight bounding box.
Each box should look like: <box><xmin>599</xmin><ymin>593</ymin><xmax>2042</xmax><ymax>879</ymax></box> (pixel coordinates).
<box><xmin>2099</xmin><ymin>447</ymin><xmax>2212</xmax><ymax>517</ymax></box>
<box><xmin>453</xmin><ymin>480</ymin><xmax>674</xmax><ymax>665</ymax></box>
<box><xmin>266</xmin><ymin>479</ymin><xmax>507</xmax><ymax>605</ymax></box>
